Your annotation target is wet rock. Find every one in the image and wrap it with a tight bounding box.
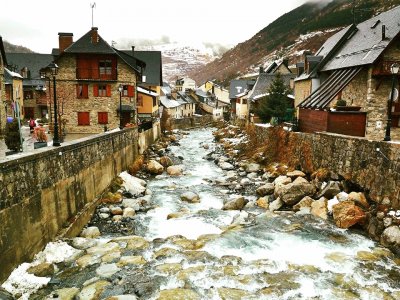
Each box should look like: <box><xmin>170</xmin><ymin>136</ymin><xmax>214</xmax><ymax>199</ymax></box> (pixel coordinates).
<box><xmin>256</xmin><ymin>197</ymin><xmax>269</xmax><ymax>209</ymax></box>
<box><xmin>180</xmin><ymin>191</ymin><xmax>200</xmax><ymax>203</ymax></box>
<box><xmin>123</xmin><ymin>207</ymin><xmax>136</xmax><ymax>218</ymax></box>
<box><xmin>275</xmin><ymin>177</ymin><xmax>315</xmax><ymax>206</ymax></box>
<box><xmin>222</xmin><ymin>196</ymin><xmax>248</xmax><ymax>210</ymax></box>
<box><xmin>96</xmin><ymin>263</ymin><xmax>121</xmax><ymax>278</ymax></box>
<box><xmin>218</xmin><ymin>287</ymin><xmax>251</xmax><ymax>299</ymax></box>
<box><xmin>269</xmin><ymin>198</ymin><xmax>284</xmax><ymax>212</ymax></box>
<box><xmin>113</xmin><ymin>236</ymin><xmax>150</xmax><ymax>250</ymax></box>
<box><xmin>311</xmin><ymin>197</ymin><xmax>328</xmax><ymax>220</ymax></box>
<box><xmin>183</xmin><ymin>251</ymin><xmax>215</xmax><ymax>262</ymax></box>
<box><xmin>153</xmin><ymin>247</ymin><xmax>180</xmax><ymax>259</ymax></box>
<box><xmin>155</xmin><ymin>263</ymin><xmax>183</xmax><ymax>275</ymax></box>
<box><xmin>146</xmin><ymin>160</ymin><xmax>164</xmax><ymax>175</ymax></box>
<box><xmin>226</xmin><ymin>171</ymin><xmax>238</xmax><ymax>181</ymax></box>
<box><xmin>76</xmin><ymin>254</ymin><xmax>102</xmax><ymax>268</ymax></box>
<box><xmin>118</xmin><ymin>256</ymin><xmax>147</xmax><ymax>266</ymax></box>
<box><xmin>170</xmin><ymin>236</ymin><xmax>205</xmax><ymax>250</ymax></box>
<box><xmin>332</xmin><ymin>201</ymin><xmax>366</xmax><ymax>229</ymax></box>
<box><xmin>50</xmin><ymin>288</ymin><xmax>80</xmax><ymax>300</ymax></box>
<box><xmin>159</xmin><ymin>156</ymin><xmax>174</xmax><ymax>167</ymax></box>
<box><xmin>99</xmin><ymin>213</ymin><xmax>110</xmax><ymax>219</ymax></box>
<box><xmin>381</xmin><ymin>226</ymin><xmax>400</xmax><ymax>253</ymax></box>
<box><xmin>99</xmin><ymin>207</ymin><xmax>111</xmax><ymax>214</ymax></box>
<box><xmin>219</xmin><ymin>162</ymin><xmax>234</xmax><ymax>170</ymax></box>
<box><xmin>102</xmin><ymin>251</ymin><xmax>121</xmax><ymax>263</ymax></box>
<box><xmin>273</xmin><ymin>176</ymin><xmax>292</xmax><ymax>186</ymax></box>
<box><xmin>256</xmin><ymin>183</ymin><xmax>274</xmax><ymax>196</ymax></box>
<box><xmin>240</xmin><ymin>178</ymin><xmax>252</xmax><ymax>186</ymax></box>
<box><xmin>286</xmin><ymin>170</ymin><xmax>306</xmax><ymax>179</ymax></box>
<box><xmin>316</xmin><ymin>181</ymin><xmax>341</xmax><ymax>199</ymax></box>
<box><xmin>71</xmin><ymin>237</ymin><xmax>98</xmax><ymax>250</ymax></box>
<box><xmin>122</xmin><ymin>198</ymin><xmax>145</xmax><ymax>211</ymax></box>
<box><xmin>177</xmin><ymin>266</ymin><xmax>206</xmax><ymax>281</ymax></box>
<box><xmin>27</xmin><ymin>262</ymin><xmax>55</xmax><ymax>277</ymax></box>
<box><xmin>105</xmin><ymin>295</ymin><xmax>137</xmax><ymax>300</ymax></box>
<box><xmin>158</xmin><ymin>288</ymin><xmax>200</xmax><ymax>300</ymax></box>
<box><xmin>86</xmin><ymin>242</ymin><xmax>120</xmax><ymax>256</ymax></box>
<box><xmin>77</xmin><ymin>280</ymin><xmax>110</xmax><ymax>300</ymax></box>
<box><xmin>347</xmin><ymin>192</ymin><xmax>369</xmax><ymax>209</ymax></box>
<box><xmin>356</xmin><ymin>251</ymin><xmax>379</xmax><ymax>261</ymax></box>
<box><xmin>246</xmin><ymin>172</ymin><xmax>258</xmax><ymax>180</ymax></box>
<box><xmin>110</xmin><ymin>206</ymin><xmax>123</xmax><ymax>215</ymax></box>
<box><xmin>244</xmin><ymin>163</ymin><xmax>260</xmax><ymax>173</ymax></box>
<box><xmin>293</xmin><ymin>196</ymin><xmax>314</xmax><ymax>212</ymax></box>
<box><xmin>80</xmin><ymin>226</ymin><xmax>101</xmax><ymax>238</ymax></box>
<box><xmin>167</xmin><ymin>165</ymin><xmax>184</xmax><ymax>176</ymax></box>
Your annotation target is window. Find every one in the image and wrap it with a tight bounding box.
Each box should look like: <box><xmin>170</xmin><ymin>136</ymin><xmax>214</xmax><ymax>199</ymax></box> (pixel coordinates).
<box><xmin>122</xmin><ymin>85</ymin><xmax>135</xmax><ymax>97</ymax></box>
<box><xmin>98</xmin><ymin>112</ymin><xmax>108</xmax><ymax>124</ymax></box>
<box><xmin>137</xmin><ymin>95</ymin><xmax>143</xmax><ymax>107</ymax></box>
<box><xmin>77</xmin><ymin>112</ymin><xmax>90</xmax><ymax>125</ymax></box>
<box><xmin>93</xmin><ymin>84</ymin><xmax>111</xmax><ymax>97</ymax></box>
<box><xmin>242</xmin><ymin>99</ymin><xmax>247</xmax><ymax>105</ymax></box>
<box><xmin>99</xmin><ymin>60</ymin><xmax>112</xmax><ymax>75</ymax></box>
<box><xmin>76</xmin><ymin>84</ymin><xmax>89</xmax><ymax>99</ymax></box>
<box><xmin>153</xmin><ymin>97</ymin><xmax>157</xmax><ymax>107</ymax></box>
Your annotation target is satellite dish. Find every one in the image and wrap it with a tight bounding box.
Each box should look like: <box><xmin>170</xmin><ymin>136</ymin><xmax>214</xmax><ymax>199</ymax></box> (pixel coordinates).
<box><xmin>389</xmin><ymin>88</ymin><xmax>399</xmax><ymax>102</ymax></box>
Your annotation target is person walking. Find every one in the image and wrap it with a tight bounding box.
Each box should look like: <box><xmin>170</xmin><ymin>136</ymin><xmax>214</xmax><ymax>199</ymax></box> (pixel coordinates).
<box><xmin>29</xmin><ymin>118</ymin><xmax>36</xmax><ymax>133</ymax></box>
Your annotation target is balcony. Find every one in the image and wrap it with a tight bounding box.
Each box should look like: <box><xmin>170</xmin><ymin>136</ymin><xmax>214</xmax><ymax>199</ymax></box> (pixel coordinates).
<box><xmin>76</xmin><ymin>68</ymin><xmax>117</xmax><ymax>80</ymax></box>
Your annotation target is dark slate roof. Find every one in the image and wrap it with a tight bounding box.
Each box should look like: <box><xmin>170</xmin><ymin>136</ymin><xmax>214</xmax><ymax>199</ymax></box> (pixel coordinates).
<box><xmin>250</xmin><ymin>73</ymin><xmax>295</xmax><ymax>101</ymax></box>
<box><xmin>0</xmin><ymin>36</ymin><xmax>7</xmax><ymax>66</ymax></box>
<box><xmin>64</xmin><ymin>28</ymin><xmax>115</xmax><ymax>54</ymax></box>
<box><xmin>5</xmin><ymin>53</ymin><xmax>53</xmax><ymax>79</ymax></box>
<box><xmin>229</xmin><ymin>80</ymin><xmax>255</xmax><ymax>98</ymax></box>
<box><xmin>113</xmin><ymin>48</ymin><xmax>142</xmax><ymax>73</ymax></box>
<box><xmin>298</xmin><ymin>67</ymin><xmax>362</xmax><ymax>109</ymax></box>
<box><xmin>129</xmin><ymin>51</ymin><xmax>162</xmax><ymax>86</ymax></box>
<box><xmin>321</xmin><ymin>6</ymin><xmax>400</xmax><ymax>71</ymax></box>
<box><xmin>177</xmin><ymin>91</ymin><xmax>196</xmax><ymax>104</ymax></box>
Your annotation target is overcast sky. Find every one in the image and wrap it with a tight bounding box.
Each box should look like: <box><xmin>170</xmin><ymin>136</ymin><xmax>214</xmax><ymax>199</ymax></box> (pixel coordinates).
<box><xmin>0</xmin><ymin>0</ymin><xmax>312</xmax><ymax>53</ymax></box>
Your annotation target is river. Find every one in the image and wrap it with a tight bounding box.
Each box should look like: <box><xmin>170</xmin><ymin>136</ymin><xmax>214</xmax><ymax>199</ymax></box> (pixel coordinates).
<box><xmin>2</xmin><ymin>128</ymin><xmax>400</xmax><ymax>300</ymax></box>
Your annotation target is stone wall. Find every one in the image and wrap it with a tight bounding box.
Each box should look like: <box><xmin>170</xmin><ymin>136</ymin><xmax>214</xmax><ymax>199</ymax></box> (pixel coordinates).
<box><xmin>171</xmin><ymin>115</ymin><xmax>213</xmax><ymax>130</ymax></box>
<box><xmin>0</xmin><ymin>127</ymin><xmax>140</xmax><ymax>283</ymax></box>
<box><xmin>138</xmin><ymin>121</ymin><xmax>160</xmax><ymax>154</ymax></box>
<box><xmin>253</xmin><ymin>125</ymin><xmax>400</xmax><ymax>208</ymax></box>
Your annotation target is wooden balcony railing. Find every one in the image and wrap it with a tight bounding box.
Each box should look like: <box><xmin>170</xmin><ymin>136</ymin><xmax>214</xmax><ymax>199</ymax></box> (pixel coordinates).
<box><xmin>76</xmin><ymin>68</ymin><xmax>117</xmax><ymax>80</ymax></box>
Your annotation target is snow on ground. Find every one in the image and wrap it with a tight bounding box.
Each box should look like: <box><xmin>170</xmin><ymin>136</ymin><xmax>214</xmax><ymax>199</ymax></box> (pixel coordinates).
<box><xmin>119</xmin><ymin>171</ymin><xmax>146</xmax><ymax>196</ymax></box>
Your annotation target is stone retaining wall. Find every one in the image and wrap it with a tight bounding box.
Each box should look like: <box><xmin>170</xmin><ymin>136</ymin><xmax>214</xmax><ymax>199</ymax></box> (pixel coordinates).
<box><xmin>0</xmin><ymin>127</ymin><xmax>141</xmax><ymax>283</ymax></box>
<box><xmin>171</xmin><ymin>115</ymin><xmax>213</xmax><ymax>130</ymax></box>
<box><xmin>253</xmin><ymin>125</ymin><xmax>400</xmax><ymax>208</ymax></box>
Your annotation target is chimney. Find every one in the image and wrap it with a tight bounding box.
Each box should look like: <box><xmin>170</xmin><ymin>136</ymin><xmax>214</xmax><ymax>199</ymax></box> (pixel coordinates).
<box><xmin>382</xmin><ymin>25</ymin><xmax>386</xmax><ymax>40</ymax></box>
<box><xmin>132</xmin><ymin>46</ymin><xmax>135</xmax><ymax>56</ymax></box>
<box><xmin>259</xmin><ymin>66</ymin><xmax>264</xmax><ymax>74</ymax></box>
<box><xmin>58</xmin><ymin>32</ymin><xmax>73</xmax><ymax>54</ymax></box>
<box><xmin>91</xmin><ymin>27</ymin><xmax>99</xmax><ymax>44</ymax></box>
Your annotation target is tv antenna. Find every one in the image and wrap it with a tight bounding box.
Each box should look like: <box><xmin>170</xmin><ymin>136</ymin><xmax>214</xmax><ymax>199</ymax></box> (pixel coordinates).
<box><xmin>90</xmin><ymin>2</ymin><xmax>96</xmax><ymax>27</ymax></box>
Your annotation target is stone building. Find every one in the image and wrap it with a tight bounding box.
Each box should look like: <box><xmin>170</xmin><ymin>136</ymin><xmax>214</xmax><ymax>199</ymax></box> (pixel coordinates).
<box><xmin>0</xmin><ymin>36</ymin><xmax>7</xmax><ymax>134</ymax></box>
<box><xmin>4</xmin><ymin>68</ymin><xmax>24</xmax><ymax>121</ymax></box>
<box><xmin>297</xmin><ymin>6</ymin><xmax>400</xmax><ymax>140</ymax></box>
<box><xmin>50</xmin><ymin>27</ymin><xmax>144</xmax><ymax>134</ymax></box>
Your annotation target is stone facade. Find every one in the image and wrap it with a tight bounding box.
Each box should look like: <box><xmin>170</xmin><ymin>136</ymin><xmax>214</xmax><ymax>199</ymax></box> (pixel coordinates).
<box><xmin>340</xmin><ymin>68</ymin><xmax>368</xmax><ymax>107</ymax></box>
<box><xmin>294</xmin><ymin>79</ymin><xmax>311</xmax><ymax>110</ymax></box>
<box><xmin>0</xmin><ymin>55</ymin><xmax>5</xmax><ymax>134</ymax></box>
<box><xmin>253</xmin><ymin>126</ymin><xmax>400</xmax><ymax>208</ymax></box>
<box><xmin>0</xmin><ymin>127</ymin><xmax>140</xmax><ymax>283</ymax></box>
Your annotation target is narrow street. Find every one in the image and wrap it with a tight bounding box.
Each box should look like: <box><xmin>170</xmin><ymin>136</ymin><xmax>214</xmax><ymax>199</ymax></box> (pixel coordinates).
<box><xmin>3</xmin><ymin>128</ymin><xmax>399</xmax><ymax>300</ymax></box>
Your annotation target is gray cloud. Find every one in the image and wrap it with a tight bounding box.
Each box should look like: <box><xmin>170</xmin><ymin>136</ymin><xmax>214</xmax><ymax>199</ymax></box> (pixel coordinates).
<box><xmin>203</xmin><ymin>42</ymin><xmax>230</xmax><ymax>57</ymax></box>
<box><xmin>116</xmin><ymin>35</ymin><xmax>172</xmax><ymax>49</ymax></box>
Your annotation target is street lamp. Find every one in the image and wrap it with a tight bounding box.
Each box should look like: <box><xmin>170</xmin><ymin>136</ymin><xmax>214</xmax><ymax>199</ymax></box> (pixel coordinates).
<box><xmin>384</xmin><ymin>63</ymin><xmax>400</xmax><ymax>141</ymax></box>
<box><xmin>47</xmin><ymin>62</ymin><xmax>61</xmax><ymax>146</ymax></box>
<box><xmin>118</xmin><ymin>84</ymin><xmax>123</xmax><ymax>129</ymax></box>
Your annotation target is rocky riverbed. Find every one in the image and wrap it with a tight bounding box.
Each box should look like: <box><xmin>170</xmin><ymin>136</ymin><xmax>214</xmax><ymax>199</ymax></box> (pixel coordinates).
<box><xmin>2</xmin><ymin>127</ymin><xmax>400</xmax><ymax>300</ymax></box>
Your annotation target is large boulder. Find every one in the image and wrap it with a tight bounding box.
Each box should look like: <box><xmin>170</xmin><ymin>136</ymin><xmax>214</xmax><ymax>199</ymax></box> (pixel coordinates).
<box><xmin>286</xmin><ymin>170</ymin><xmax>306</xmax><ymax>179</ymax></box>
<box><xmin>347</xmin><ymin>192</ymin><xmax>369</xmax><ymax>209</ymax></box>
<box><xmin>180</xmin><ymin>192</ymin><xmax>200</xmax><ymax>203</ymax></box>
<box><xmin>147</xmin><ymin>160</ymin><xmax>164</xmax><ymax>175</ymax></box>
<box><xmin>381</xmin><ymin>226</ymin><xmax>400</xmax><ymax>253</ymax></box>
<box><xmin>316</xmin><ymin>181</ymin><xmax>341</xmax><ymax>199</ymax></box>
<box><xmin>275</xmin><ymin>177</ymin><xmax>315</xmax><ymax>206</ymax></box>
<box><xmin>244</xmin><ymin>163</ymin><xmax>261</xmax><ymax>173</ymax></box>
<box><xmin>80</xmin><ymin>226</ymin><xmax>101</xmax><ymax>238</ymax></box>
<box><xmin>273</xmin><ymin>176</ymin><xmax>292</xmax><ymax>187</ymax></box>
<box><xmin>256</xmin><ymin>183</ymin><xmax>275</xmax><ymax>197</ymax></box>
<box><xmin>332</xmin><ymin>201</ymin><xmax>366</xmax><ymax>229</ymax></box>
<box><xmin>160</xmin><ymin>156</ymin><xmax>174</xmax><ymax>167</ymax></box>
<box><xmin>167</xmin><ymin>165</ymin><xmax>184</xmax><ymax>176</ymax></box>
<box><xmin>219</xmin><ymin>162</ymin><xmax>235</xmax><ymax>170</ymax></box>
<box><xmin>293</xmin><ymin>196</ymin><xmax>314</xmax><ymax>212</ymax></box>
<box><xmin>222</xmin><ymin>197</ymin><xmax>248</xmax><ymax>210</ymax></box>
<box><xmin>311</xmin><ymin>197</ymin><xmax>328</xmax><ymax>220</ymax></box>
<box><xmin>269</xmin><ymin>198</ymin><xmax>284</xmax><ymax>212</ymax></box>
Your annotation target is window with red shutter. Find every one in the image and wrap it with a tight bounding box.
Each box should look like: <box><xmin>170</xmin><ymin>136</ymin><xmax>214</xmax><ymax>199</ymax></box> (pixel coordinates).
<box><xmin>77</xmin><ymin>112</ymin><xmax>90</xmax><ymax>125</ymax></box>
<box><xmin>77</xmin><ymin>84</ymin><xmax>89</xmax><ymax>99</ymax></box>
<box><xmin>98</xmin><ymin>112</ymin><xmax>108</xmax><ymax>124</ymax></box>
<box><xmin>127</xmin><ymin>85</ymin><xmax>134</xmax><ymax>97</ymax></box>
<box><xmin>93</xmin><ymin>85</ymin><xmax>99</xmax><ymax>97</ymax></box>
<box><xmin>106</xmin><ymin>84</ymin><xmax>111</xmax><ymax>97</ymax></box>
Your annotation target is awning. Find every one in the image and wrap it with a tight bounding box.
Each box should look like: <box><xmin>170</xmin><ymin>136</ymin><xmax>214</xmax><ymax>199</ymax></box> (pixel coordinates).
<box><xmin>298</xmin><ymin>67</ymin><xmax>362</xmax><ymax>109</ymax></box>
<box><xmin>117</xmin><ymin>105</ymin><xmax>134</xmax><ymax>112</ymax></box>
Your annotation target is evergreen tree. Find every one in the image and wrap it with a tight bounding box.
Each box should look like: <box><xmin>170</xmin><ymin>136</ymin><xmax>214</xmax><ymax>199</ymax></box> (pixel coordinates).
<box><xmin>255</xmin><ymin>73</ymin><xmax>291</xmax><ymax>124</ymax></box>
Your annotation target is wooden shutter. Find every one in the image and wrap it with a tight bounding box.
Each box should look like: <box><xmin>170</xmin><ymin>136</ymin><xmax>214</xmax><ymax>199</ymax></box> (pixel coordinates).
<box><xmin>83</xmin><ymin>84</ymin><xmax>89</xmax><ymax>98</ymax></box>
<box><xmin>78</xmin><ymin>112</ymin><xmax>90</xmax><ymax>125</ymax></box>
<box><xmin>106</xmin><ymin>84</ymin><xmax>111</xmax><ymax>97</ymax></box>
<box><xmin>93</xmin><ymin>85</ymin><xmax>99</xmax><ymax>97</ymax></box>
<box><xmin>98</xmin><ymin>112</ymin><xmax>108</xmax><ymax>124</ymax></box>
<box><xmin>127</xmin><ymin>85</ymin><xmax>134</xmax><ymax>97</ymax></box>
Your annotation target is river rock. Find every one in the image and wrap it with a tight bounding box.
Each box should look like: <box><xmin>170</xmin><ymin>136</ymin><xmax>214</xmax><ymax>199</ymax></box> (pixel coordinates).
<box><xmin>256</xmin><ymin>197</ymin><xmax>269</xmax><ymax>209</ymax></box>
<box><xmin>286</xmin><ymin>170</ymin><xmax>306</xmax><ymax>178</ymax></box>
<box><xmin>218</xmin><ymin>288</ymin><xmax>251</xmax><ymax>299</ymax></box>
<box><xmin>219</xmin><ymin>162</ymin><xmax>234</xmax><ymax>170</ymax></box>
<box><xmin>269</xmin><ymin>198</ymin><xmax>284</xmax><ymax>212</ymax></box>
<box><xmin>105</xmin><ymin>295</ymin><xmax>137</xmax><ymax>300</ymax></box>
<box><xmin>51</xmin><ymin>288</ymin><xmax>80</xmax><ymax>300</ymax></box>
<box><xmin>110</xmin><ymin>206</ymin><xmax>123</xmax><ymax>215</ymax></box>
<box><xmin>167</xmin><ymin>165</ymin><xmax>184</xmax><ymax>176</ymax></box>
<box><xmin>256</xmin><ymin>183</ymin><xmax>275</xmax><ymax>196</ymax></box>
<box><xmin>80</xmin><ymin>226</ymin><xmax>101</xmax><ymax>238</ymax></box>
<box><xmin>76</xmin><ymin>254</ymin><xmax>102</xmax><ymax>268</ymax></box>
<box><xmin>316</xmin><ymin>181</ymin><xmax>341</xmax><ymax>199</ymax></box>
<box><xmin>275</xmin><ymin>177</ymin><xmax>315</xmax><ymax>206</ymax></box>
<box><xmin>71</xmin><ymin>237</ymin><xmax>98</xmax><ymax>250</ymax></box>
<box><xmin>147</xmin><ymin>160</ymin><xmax>164</xmax><ymax>174</ymax></box>
<box><xmin>158</xmin><ymin>288</ymin><xmax>200</xmax><ymax>300</ymax></box>
<box><xmin>244</xmin><ymin>163</ymin><xmax>261</xmax><ymax>173</ymax></box>
<box><xmin>180</xmin><ymin>191</ymin><xmax>200</xmax><ymax>203</ymax></box>
<box><xmin>348</xmin><ymin>192</ymin><xmax>369</xmax><ymax>209</ymax></box>
<box><xmin>293</xmin><ymin>196</ymin><xmax>314</xmax><ymax>212</ymax></box>
<box><xmin>381</xmin><ymin>226</ymin><xmax>400</xmax><ymax>252</ymax></box>
<box><xmin>311</xmin><ymin>197</ymin><xmax>328</xmax><ymax>220</ymax></box>
<box><xmin>77</xmin><ymin>280</ymin><xmax>110</xmax><ymax>300</ymax></box>
<box><xmin>160</xmin><ymin>156</ymin><xmax>173</xmax><ymax>167</ymax></box>
<box><xmin>273</xmin><ymin>176</ymin><xmax>292</xmax><ymax>186</ymax></box>
<box><xmin>118</xmin><ymin>256</ymin><xmax>147</xmax><ymax>266</ymax></box>
<box><xmin>226</xmin><ymin>171</ymin><xmax>238</xmax><ymax>181</ymax></box>
<box><xmin>240</xmin><ymin>178</ymin><xmax>252</xmax><ymax>186</ymax></box>
<box><xmin>332</xmin><ymin>201</ymin><xmax>366</xmax><ymax>229</ymax></box>
<box><xmin>222</xmin><ymin>196</ymin><xmax>248</xmax><ymax>210</ymax></box>
<box><xmin>27</xmin><ymin>262</ymin><xmax>55</xmax><ymax>277</ymax></box>
<box><xmin>96</xmin><ymin>263</ymin><xmax>121</xmax><ymax>278</ymax></box>
<box><xmin>123</xmin><ymin>207</ymin><xmax>136</xmax><ymax>218</ymax></box>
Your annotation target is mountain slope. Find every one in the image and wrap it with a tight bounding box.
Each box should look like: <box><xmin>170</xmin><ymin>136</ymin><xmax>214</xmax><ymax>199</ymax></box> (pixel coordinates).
<box><xmin>3</xmin><ymin>40</ymin><xmax>34</xmax><ymax>53</ymax></box>
<box><xmin>189</xmin><ymin>0</ymin><xmax>400</xmax><ymax>86</ymax></box>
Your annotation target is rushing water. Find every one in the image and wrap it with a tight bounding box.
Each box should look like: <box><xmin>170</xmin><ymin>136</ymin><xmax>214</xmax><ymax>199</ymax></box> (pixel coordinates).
<box><xmin>3</xmin><ymin>128</ymin><xmax>400</xmax><ymax>300</ymax></box>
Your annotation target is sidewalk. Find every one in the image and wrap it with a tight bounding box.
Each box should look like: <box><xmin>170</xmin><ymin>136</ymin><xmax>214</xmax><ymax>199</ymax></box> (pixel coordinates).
<box><xmin>0</xmin><ymin>126</ymin><xmax>94</xmax><ymax>162</ymax></box>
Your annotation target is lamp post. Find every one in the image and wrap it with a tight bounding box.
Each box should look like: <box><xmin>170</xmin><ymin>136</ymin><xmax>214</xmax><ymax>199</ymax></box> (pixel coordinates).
<box><xmin>47</xmin><ymin>62</ymin><xmax>60</xmax><ymax>146</ymax></box>
<box><xmin>384</xmin><ymin>63</ymin><xmax>400</xmax><ymax>141</ymax></box>
<box><xmin>118</xmin><ymin>84</ymin><xmax>123</xmax><ymax>129</ymax></box>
